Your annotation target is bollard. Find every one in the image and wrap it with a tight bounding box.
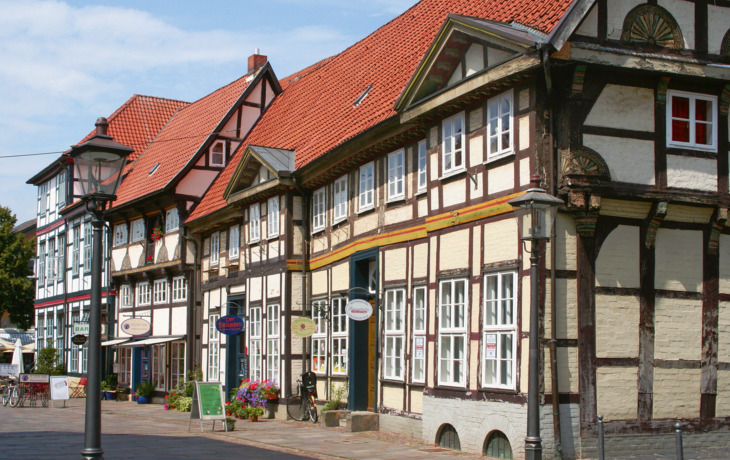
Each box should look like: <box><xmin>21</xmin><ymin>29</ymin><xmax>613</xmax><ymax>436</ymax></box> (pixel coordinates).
<box><xmin>675</xmin><ymin>421</ymin><xmax>683</xmax><ymax>460</ymax></box>
<box><xmin>597</xmin><ymin>415</ymin><xmax>605</xmax><ymax>460</ymax></box>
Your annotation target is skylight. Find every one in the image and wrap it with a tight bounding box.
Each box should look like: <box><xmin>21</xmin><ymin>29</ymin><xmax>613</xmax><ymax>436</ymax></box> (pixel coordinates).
<box><xmin>353</xmin><ymin>85</ymin><xmax>373</xmax><ymax>107</ymax></box>
<box><xmin>149</xmin><ymin>163</ymin><xmax>160</xmax><ymax>175</ymax></box>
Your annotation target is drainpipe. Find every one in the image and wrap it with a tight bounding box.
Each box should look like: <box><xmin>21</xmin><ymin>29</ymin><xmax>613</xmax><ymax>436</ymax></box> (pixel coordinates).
<box><xmin>293</xmin><ymin>178</ymin><xmax>310</xmax><ymax>391</ymax></box>
<box><xmin>543</xmin><ymin>45</ymin><xmax>563</xmax><ymax>458</ymax></box>
<box><xmin>182</xmin><ymin>229</ymin><xmax>200</xmax><ymax>375</ymax></box>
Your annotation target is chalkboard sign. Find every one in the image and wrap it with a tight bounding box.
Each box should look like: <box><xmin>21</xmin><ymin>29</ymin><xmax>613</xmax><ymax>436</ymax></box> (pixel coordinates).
<box><xmin>189</xmin><ymin>381</ymin><xmax>226</xmax><ymax>432</ymax></box>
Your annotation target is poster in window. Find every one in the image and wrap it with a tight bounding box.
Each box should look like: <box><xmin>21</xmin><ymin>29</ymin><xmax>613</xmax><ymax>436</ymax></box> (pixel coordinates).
<box><xmin>486</xmin><ymin>334</ymin><xmax>497</xmax><ymax>359</ymax></box>
<box><xmin>414</xmin><ymin>336</ymin><xmax>425</xmax><ymax>359</ymax></box>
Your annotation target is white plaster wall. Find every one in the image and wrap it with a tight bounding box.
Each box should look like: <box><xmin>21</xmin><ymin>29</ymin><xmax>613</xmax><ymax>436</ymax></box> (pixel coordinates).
<box><xmin>584</xmin><ymin>134</ymin><xmax>655</xmax><ymax>185</ymax></box>
<box><xmin>519</xmin><ymin>158</ymin><xmax>530</xmax><ymax>186</ymax></box>
<box><xmin>575</xmin><ymin>3</ymin><xmax>599</xmax><ymax>37</ymax></box>
<box><xmin>545</xmin><ymin>278</ymin><xmax>578</xmax><ymax>340</ymax></box>
<box><xmin>249</xmin><ymin>276</ymin><xmax>262</xmax><ymax>301</ymax></box>
<box><xmin>596</xmin><ymin>294</ymin><xmax>640</xmax><ymax>358</ymax></box>
<box><xmin>384</xmin><ymin>205</ymin><xmax>413</xmax><ymax>226</ymax></box>
<box><xmin>413</xmin><ymin>243</ymin><xmax>428</xmax><ymax>279</ymax></box>
<box><xmin>331</xmin><ymin>262</ymin><xmax>349</xmax><ymax>292</ymax></box>
<box><xmin>718</xmin><ymin>301</ymin><xmax>730</xmax><ymax>363</ymax></box>
<box><xmin>708</xmin><ymin>6</ymin><xmax>730</xmax><ymax>55</ymax></box>
<box><xmin>430</xmin><ymin>187</ymin><xmax>439</xmax><ymax>211</ymax></box>
<box><xmin>483</xmin><ymin>218</ymin><xmax>518</xmax><ymax>265</ymax></box>
<box><xmin>442</xmin><ymin>178</ymin><xmax>466</xmax><ymax>208</ymax></box>
<box><xmin>381</xmin><ymin>385</ymin><xmax>405</xmax><ymax>410</ymax></box>
<box><xmin>606</xmin><ymin>0</ymin><xmax>644</xmax><ymax>41</ymax></box>
<box><xmin>469</xmin><ymin>134</ymin><xmax>484</xmax><ymax>167</ymax></box>
<box><xmin>666</xmin><ymin>156</ymin><xmax>717</xmax><ymax>192</ymax></box>
<box><xmin>439</xmin><ymin>229</ymin><xmax>469</xmax><ymax>271</ymax></box>
<box><xmin>597</xmin><ymin>367</ymin><xmax>638</xmax><ymax>420</ymax></box>
<box><xmin>312</xmin><ymin>269</ymin><xmax>327</xmax><ymax>296</ymax></box>
<box><xmin>543</xmin><ymin>347</ymin><xmax>579</xmax><ymax>394</ymax></box>
<box><xmin>584</xmin><ymin>85</ymin><xmax>655</xmax><ymax>132</ymax></box>
<box><xmin>653</xmin><ymin>368</ymin><xmax>700</xmax><ymax>419</ymax></box>
<box><xmin>111</xmin><ymin>248</ymin><xmax>125</xmax><ymax>272</ymax></box>
<box><xmin>659</xmin><ymin>0</ymin><xmax>695</xmax><ymax>50</ymax></box>
<box><xmin>518</xmin><ymin>116</ymin><xmax>530</xmax><ymax>151</ymax></box>
<box><xmin>518</xmin><ymin>89</ymin><xmax>530</xmax><ymax>111</ymax></box>
<box><xmin>468</xmin><ymin>172</ymin><xmax>483</xmax><ymax>201</ymax></box>
<box><xmin>487</xmin><ymin>163</ymin><xmax>514</xmax><ymax>195</ymax></box>
<box><xmin>717</xmin><ymin>369</ymin><xmax>730</xmax><ymax>417</ymax></box>
<box><xmin>654</xmin><ymin>297</ymin><xmax>702</xmax><ymax>361</ymax></box>
<box><xmin>267</xmin><ymin>273</ymin><xmax>281</xmax><ymax>298</ymax></box>
<box><xmin>552</xmin><ymin>213</ymin><xmax>577</xmax><ymax>271</ymax></box>
<box><xmin>654</xmin><ymin>229</ymin><xmax>703</xmax><ymax>292</ymax></box>
<box><xmin>354</xmin><ymin>212</ymin><xmax>378</xmax><ymax>236</ymax></box>
<box><xmin>175</xmin><ymin>169</ymin><xmax>218</xmax><ymax>197</ymax></box>
<box><xmin>596</xmin><ymin>225</ymin><xmax>640</xmax><ymax>288</ymax></box>
<box><xmin>128</xmin><ymin>244</ymin><xmax>144</xmax><ymax>270</ymax></box>
<box><xmin>152</xmin><ymin>308</ymin><xmax>170</xmax><ymax>336</ymax></box>
<box><xmin>171</xmin><ymin>306</ymin><xmax>186</xmax><ymax>335</ymax></box>
<box><xmin>384</xmin><ymin>247</ymin><xmax>407</xmax><ymax>281</ymax></box>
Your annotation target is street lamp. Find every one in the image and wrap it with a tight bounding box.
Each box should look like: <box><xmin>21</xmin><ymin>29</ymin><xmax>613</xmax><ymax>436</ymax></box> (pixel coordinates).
<box><xmin>69</xmin><ymin>117</ymin><xmax>133</xmax><ymax>460</ymax></box>
<box><xmin>507</xmin><ymin>175</ymin><xmax>563</xmax><ymax>460</ymax></box>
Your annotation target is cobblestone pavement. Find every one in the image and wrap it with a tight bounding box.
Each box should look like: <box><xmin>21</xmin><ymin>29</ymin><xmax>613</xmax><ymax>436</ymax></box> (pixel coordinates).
<box><xmin>0</xmin><ymin>399</ymin><xmax>478</xmax><ymax>459</ymax></box>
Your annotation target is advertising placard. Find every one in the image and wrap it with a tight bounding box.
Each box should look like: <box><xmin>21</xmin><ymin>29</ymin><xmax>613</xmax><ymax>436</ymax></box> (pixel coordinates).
<box><xmin>189</xmin><ymin>381</ymin><xmax>227</xmax><ymax>432</ymax></box>
<box><xmin>73</xmin><ymin>322</ymin><xmax>89</xmax><ymax>336</ymax></box>
<box><xmin>414</xmin><ymin>336</ymin><xmax>425</xmax><ymax>359</ymax></box>
<box><xmin>486</xmin><ymin>334</ymin><xmax>497</xmax><ymax>359</ymax></box>
<box><xmin>19</xmin><ymin>373</ymin><xmax>50</xmax><ymax>383</ymax></box>
<box><xmin>215</xmin><ymin>315</ymin><xmax>244</xmax><ymax>335</ymax></box>
<box><xmin>50</xmin><ymin>376</ymin><xmax>70</xmax><ymax>401</ymax></box>
<box><xmin>345</xmin><ymin>299</ymin><xmax>373</xmax><ymax>321</ymax></box>
<box><xmin>121</xmin><ymin>318</ymin><xmax>151</xmax><ymax>336</ymax></box>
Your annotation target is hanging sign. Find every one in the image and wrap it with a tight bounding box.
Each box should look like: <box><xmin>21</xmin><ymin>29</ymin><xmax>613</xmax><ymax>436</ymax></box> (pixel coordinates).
<box><xmin>215</xmin><ymin>315</ymin><xmax>244</xmax><ymax>335</ymax></box>
<box><xmin>345</xmin><ymin>299</ymin><xmax>373</xmax><ymax>321</ymax></box>
<box><xmin>291</xmin><ymin>317</ymin><xmax>316</xmax><ymax>338</ymax></box>
<box><xmin>121</xmin><ymin>318</ymin><xmax>151</xmax><ymax>336</ymax></box>
<box><xmin>73</xmin><ymin>322</ymin><xmax>89</xmax><ymax>336</ymax></box>
<box><xmin>72</xmin><ymin>334</ymin><xmax>87</xmax><ymax>345</ymax></box>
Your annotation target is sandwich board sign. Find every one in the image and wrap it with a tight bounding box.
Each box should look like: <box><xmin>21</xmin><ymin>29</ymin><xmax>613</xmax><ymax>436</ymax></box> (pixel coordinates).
<box><xmin>188</xmin><ymin>381</ymin><xmax>227</xmax><ymax>432</ymax></box>
<box><xmin>50</xmin><ymin>376</ymin><xmax>70</xmax><ymax>407</ymax></box>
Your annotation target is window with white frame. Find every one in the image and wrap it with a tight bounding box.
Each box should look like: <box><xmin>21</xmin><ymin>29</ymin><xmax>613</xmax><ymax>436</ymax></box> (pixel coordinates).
<box><xmin>417</xmin><ymin>140</ymin><xmax>427</xmax><ymax>192</ymax></box>
<box><xmin>387</xmin><ymin>149</ymin><xmax>405</xmax><ymax>202</ymax></box>
<box><xmin>72</xmin><ymin>225</ymin><xmax>80</xmax><ymax>276</ymax></box>
<box><xmin>172</xmin><ymin>276</ymin><xmax>187</xmax><ymax>302</ymax></box>
<box><xmin>70</xmin><ymin>310</ymin><xmax>80</xmax><ymax>372</ymax></box>
<box><xmin>312</xmin><ymin>188</ymin><xmax>326</xmax><ymax>233</ymax></box>
<box><xmin>331</xmin><ymin>297</ymin><xmax>348</xmax><ymax>375</ymax></box>
<box><xmin>438</xmin><ymin>279</ymin><xmax>468</xmax><ymax>386</ymax></box>
<box><xmin>210</xmin><ymin>232</ymin><xmax>220</xmax><ymax>266</ymax></box>
<box><xmin>131</xmin><ymin>219</ymin><xmax>145</xmax><ymax>242</ymax></box>
<box><xmin>358</xmin><ymin>162</ymin><xmax>375</xmax><ymax>211</ymax></box>
<box><xmin>412</xmin><ymin>286</ymin><xmax>427</xmax><ymax>383</ymax></box>
<box><xmin>57</xmin><ymin>234</ymin><xmax>65</xmax><ymax>282</ymax></box>
<box><xmin>442</xmin><ymin>112</ymin><xmax>465</xmax><ymax>175</ymax></box>
<box><xmin>667</xmin><ymin>90</ymin><xmax>717</xmax><ymax>152</ymax></box>
<box><xmin>137</xmin><ymin>282</ymin><xmax>151</xmax><ymax>306</ymax></box>
<box><xmin>208</xmin><ymin>314</ymin><xmax>220</xmax><ymax>380</ymax></box>
<box><xmin>55</xmin><ymin>311</ymin><xmax>64</xmax><ymax>355</ymax></box>
<box><xmin>266</xmin><ymin>304</ymin><xmax>280</xmax><ymax>383</ymax></box>
<box><xmin>114</xmin><ymin>223</ymin><xmax>128</xmax><ymax>247</ymax></box>
<box><xmin>384</xmin><ymin>289</ymin><xmax>405</xmax><ymax>380</ymax></box>
<box><xmin>210</xmin><ymin>141</ymin><xmax>225</xmax><ymax>167</ymax></box>
<box><xmin>38</xmin><ymin>242</ymin><xmax>46</xmax><ymax>285</ymax></box>
<box><xmin>36</xmin><ymin>315</ymin><xmax>45</xmax><ymax>352</ymax></box>
<box><xmin>249</xmin><ymin>307</ymin><xmax>262</xmax><ymax>380</ymax></box>
<box><xmin>120</xmin><ymin>285</ymin><xmax>132</xmax><ymax>308</ymax></box>
<box><xmin>170</xmin><ymin>342</ymin><xmax>185</xmax><ymax>389</ymax></box>
<box><xmin>151</xmin><ymin>344</ymin><xmax>166</xmax><ymax>390</ymax></box>
<box><xmin>57</xmin><ymin>169</ymin><xmax>66</xmax><ymax>207</ymax></box>
<box><xmin>229</xmin><ymin>225</ymin><xmax>240</xmax><ymax>260</ymax></box>
<box><xmin>153</xmin><ymin>279</ymin><xmax>168</xmax><ymax>304</ymax></box>
<box><xmin>249</xmin><ymin>204</ymin><xmax>260</xmax><ymax>242</ymax></box>
<box><xmin>118</xmin><ymin>347</ymin><xmax>131</xmax><ymax>384</ymax></box>
<box><xmin>38</xmin><ymin>183</ymin><xmax>46</xmax><ymax>216</ymax></box>
<box><xmin>483</xmin><ymin>271</ymin><xmax>516</xmax><ymax>389</ymax></box>
<box><xmin>486</xmin><ymin>90</ymin><xmax>514</xmax><ymax>161</ymax></box>
<box><xmin>311</xmin><ymin>300</ymin><xmax>327</xmax><ymax>374</ymax></box>
<box><xmin>165</xmin><ymin>208</ymin><xmax>179</xmax><ymax>232</ymax></box>
<box><xmin>333</xmin><ymin>176</ymin><xmax>348</xmax><ymax>223</ymax></box>
<box><xmin>48</xmin><ymin>238</ymin><xmax>56</xmax><ymax>281</ymax></box>
<box><xmin>267</xmin><ymin>197</ymin><xmax>279</xmax><ymax>238</ymax></box>
<box><xmin>83</xmin><ymin>221</ymin><xmax>92</xmax><ymax>273</ymax></box>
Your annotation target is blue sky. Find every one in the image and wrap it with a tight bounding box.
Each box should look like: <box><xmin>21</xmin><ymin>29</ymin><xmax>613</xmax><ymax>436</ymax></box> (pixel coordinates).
<box><xmin>0</xmin><ymin>0</ymin><xmax>415</xmax><ymax>223</ymax></box>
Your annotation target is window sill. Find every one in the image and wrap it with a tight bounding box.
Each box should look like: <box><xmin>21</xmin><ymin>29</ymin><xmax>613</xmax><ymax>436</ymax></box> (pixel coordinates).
<box><xmin>311</xmin><ymin>228</ymin><xmax>325</xmax><ymax>236</ymax></box>
<box><xmin>267</xmin><ymin>234</ymin><xmax>279</xmax><ymax>241</ymax></box>
<box><xmin>439</xmin><ymin>168</ymin><xmax>466</xmax><ymax>181</ymax></box>
<box><xmin>415</xmin><ymin>189</ymin><xmax>427</xmax><ymax>197</ymax></box>
<box><xmin>484</xmin><ymin>151</ymin><xmax>514</xmax><ymax>165</ymax></box>
<box><xmin>381</xmin><ymin>378</ymin><xmax>406</xmax><ymax>385</ymax></box>
<box><xmin>385</xmin><ymin>196</ymin><xmax>406</xmax><ymax>205</ymax></box>
<box><xmin>357</xmin><ymin>205</ymin><xmax>375</xmax><ymax>215</ymax></box>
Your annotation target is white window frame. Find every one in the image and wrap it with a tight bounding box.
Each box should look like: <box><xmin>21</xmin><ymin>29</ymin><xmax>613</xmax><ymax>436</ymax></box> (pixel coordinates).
<box><xmin>666</xmin><ymin>89</ymin><xmax>718</xmax><ymax>152</ymax></box>
<box><xmin>333</xmin><ymin>176</ymin><xmax>348</xmax><ymax>223</ymax></box>
<box><xmin>57</xmin><ymin>170</ymin><xmax>66</xmax><ymax>208</ymax></box>
<box><xmin>412</xmin><ymin>286</ymin><xmax>427</xmax><ymax>383</ymax></box>
<box><xmin>384</xmin><ymin>289</ymin><xmax>405</xmax><ymax>380</ymax></box>
<box><xmin>37</xmin><ymin>241</ymin><xmax>46</xmax><ymax>285</ymax></box>
<box><xmin>153</xmin><ymin>279</ymin><xmax>168</xmax><ymax>304</ymax></box>
<box><xmin>170</xmin><ymin>342</ymin><xmax>185</xmax><ymax>389</ymax></box>
<box><xmin>249</xmin><ymin>306</ymin><xmax>262</xmax><ymax>380</ymax></box>
<box><xmin>120</xmin><ymin>284</ymin><xmax>132</xmax><ymax>309</ymax></box>
<box><xmin>311</xmin><ymin>300</ymin><xmax>327</xmax><ymax>374</ymax></box>
<box><xmin>331</xmin><ymin>297</ymin><xmax>348</xmax><ymax>375</ymax></box>
<box><xmin>114</xmin><ymin>223</ymin><xmax>128</xmax><ymax>247</ymax></box>
<box><xmin>442</xmin><ymin>112</ymin><xmax>465</xmax><ymax>176</ymax></box>
<box><xmin>151</xmin><ymin>344</ymin><xmax>166</xmax><ymax>390</ymax></box>
<box><xmin>131</xmin><ymin>219</ymin><xmax>145</xmax><ymax>242</ymax></box>
<box><xmin>249</xmin><ymin>204</ymin><xmax>260</xmax><ymax>243</ymax></box>
<box><xmin>358</xmin><ymin>162</ymin><xmax>375</xmax><ymax>212</ymax></box>
<box><xmin>47</xmin><ymin>239</ymin><xmax>56</xmax><ymax>281</ymax></box>
<box><xmin>266</xmin><ymin>304</ymin><xmax>280</xmax><ymax>383</ymax></box>
<box><xmin>57</xmin><ymin>234</ymin><xmax>65</xmax><ymax>282</ymax></box>
<box><xmin>229</xmin><ymin>225</ymin><xmax>240</xmax><ymax>260</ymax></box>
<box><xmin>482</xmin><ymin>271</ymin><xmax>517</xmax><ymax>390</ymax></box>
<box><xmin>83</xmin><ymin>221</ymin><xmax>92</xmax><ymax>273</ymax></box>
<box><xmin>312</xmin><ymin>187</ymin><xmax>326</xmax><ymax>233</ymax></box>
<box><xmin>209</xmin><ymin>141</ymin><xmax>225</xmax><ymax>167</ymax></box>
<box><xmin>137</xmin><ymin>282</ymin><xmax>151</xmax><ymax>307</ymax></box>
<box><xmin>208</xmin><ymin>314</ymin><xmax>220</xmax><ymax>381</ymax></box>
<box><xmin>210</xmin><ymin>232</ymin><xmax>220</xmax><ymax>266</ymax></box>
<box><xmin>438</xmin><ymin>278</ymin><xmax>468</xmax><ymax>387</ymax></box>
<box><xmin>165</xmin><ymin>208</ymin><xmax>179</xmax><ymax>232</ymax></box>
<box><xmin>387</xmin><ymin>149</ymin><xmax>405</xmax><ymax>202</ymax></box>
<box><xmin>417</xmin><ymin>140</ymin><xmax>427</xmax><ymax>192</ymax></box>
<box><xmin>172</xmin><ymin>276</ymin><xmax>187</xmax><ymax>302</ymax></box>
<box><xmin>267</xmin><ymin>197</ymin><xmax>279</xmax><ymax>238</ymax></box>
<box><xmin>486</xmin><ymin>90</ymin><xmax>514</xmax><ymax>162</ymax></box>
<box><xmin>72</xmin><ymin>225</ymin><xmax>80</xmax><ymax>276</ymax></box>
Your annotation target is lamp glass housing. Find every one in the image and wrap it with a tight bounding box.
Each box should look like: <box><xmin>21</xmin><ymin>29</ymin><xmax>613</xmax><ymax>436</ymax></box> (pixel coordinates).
<box><xmin>508</xmin><ymin>188</ymin><xmax>563</xmax><ymax>241</ymax></box>
<box><xmin>73</xmin><ymin>149</ymin><xmax>127</xmax><ymax>199</ymax></box>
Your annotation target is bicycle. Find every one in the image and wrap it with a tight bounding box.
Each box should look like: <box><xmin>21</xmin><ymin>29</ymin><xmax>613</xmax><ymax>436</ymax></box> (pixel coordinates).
<box><xmin>286</xmin><ymin>372</ymin><xmax>318</xmax><ymax>423</ymax></box>
<box><xmin>1</xmin><ymin>377</ymin><xmax>22</xmax><ymax>407</ymax></box>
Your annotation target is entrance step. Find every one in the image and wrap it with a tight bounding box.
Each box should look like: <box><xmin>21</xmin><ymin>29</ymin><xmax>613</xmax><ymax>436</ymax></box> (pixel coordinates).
<box><xmin>346</xmin><ymin>411</ymin><xmax>379</xmax><ymax>432</ymax></box>
<box><xmin>321</xmin><ymin>410</ymin><xmax>350</xmax><ymax>427</ymax></box>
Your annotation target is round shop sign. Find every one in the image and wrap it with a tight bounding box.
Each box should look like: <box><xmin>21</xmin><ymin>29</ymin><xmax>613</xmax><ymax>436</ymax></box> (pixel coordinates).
<box><xmin>120</xmin><ymin>318</ymin><xmax>151</xmax><ymax>336</ymax></box>
<box><xmin>216</xmin><ymin>315</ymin><xmax>244</xmax><ymax>335</ymax></box>
<box><xmin>291</xmin><ymin>317</ymin><xmax>317</xmax><ymax>338</ymax></box>
<box><xmin>72</xmin><ymin>334</ymin><xmax>87</xmax><ymax>345</ymax></box>
<box><xmin>346</xmin><ymin>299</ymin><xmax>373</xmax><ymax>321</ymax></box>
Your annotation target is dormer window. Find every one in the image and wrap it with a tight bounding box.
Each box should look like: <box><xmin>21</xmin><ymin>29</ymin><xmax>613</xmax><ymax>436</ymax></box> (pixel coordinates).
<box><xmin>210</xmin><ymin>141</ymin><xmax>226</xmax><ymax>167</ymax></box>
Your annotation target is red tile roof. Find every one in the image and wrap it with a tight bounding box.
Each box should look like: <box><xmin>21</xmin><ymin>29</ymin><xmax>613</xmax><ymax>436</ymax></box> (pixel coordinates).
<box><xmin>188</xmin><ymin>0</ymin><xmax>575</xmax><ymax>222</ymax></box>
<box><xmin>113</xmin><ymin>74</ymin><xmax>255</xmax><ymax>207</ymax></box>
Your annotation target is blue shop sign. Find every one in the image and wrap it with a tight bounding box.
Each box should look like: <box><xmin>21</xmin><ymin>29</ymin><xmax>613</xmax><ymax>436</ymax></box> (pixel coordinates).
<box><xmin>216</xmin><ymin>315</ymin><xmax>244</xmax><ymax>335</ymax></box>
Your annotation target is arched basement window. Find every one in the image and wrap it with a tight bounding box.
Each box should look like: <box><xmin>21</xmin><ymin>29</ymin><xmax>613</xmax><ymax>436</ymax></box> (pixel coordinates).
<box><xmin>484</xmin><ymin>430</ymin><xmax>513</xmax><ymax>459</ymax></box>
<box><xmin>437</xmin><ymin>424</ymin><xmax>461</xmax><ymax>451</ymax></box>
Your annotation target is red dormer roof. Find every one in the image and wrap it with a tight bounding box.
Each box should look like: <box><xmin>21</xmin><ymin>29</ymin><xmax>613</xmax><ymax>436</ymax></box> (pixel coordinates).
<box><xmin>113</xmin><ymin>73</ymin><xmax>257</xmax><ymax>207</ymax></box>
<box><xmin>188</xmin><ymin>0</ymin><xmax>577</xmax><ymax>222</ymax></box>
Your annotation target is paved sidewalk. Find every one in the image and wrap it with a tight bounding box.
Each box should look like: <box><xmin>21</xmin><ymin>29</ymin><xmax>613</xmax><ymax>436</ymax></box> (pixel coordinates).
<box><xmin>0</xmin><ymin>399</ymin><xmax>476</xmax><ymax>459</ymax></box>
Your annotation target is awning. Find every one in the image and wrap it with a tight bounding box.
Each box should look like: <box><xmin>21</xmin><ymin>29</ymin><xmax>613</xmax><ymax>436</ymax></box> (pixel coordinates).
<box><xmin>117</xmin><ymin>336</ymin><xmax>185</xmax><ymax>348</ymax></box>
<box><xmin>101</xmin><ymin>338</ymin><xmax>130</xmax><ymax>347</ymax></box>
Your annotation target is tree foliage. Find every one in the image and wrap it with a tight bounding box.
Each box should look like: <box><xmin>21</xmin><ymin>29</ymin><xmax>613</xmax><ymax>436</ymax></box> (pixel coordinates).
<box><xmin>35</xmin><ymin>340</ymin><xmax>64</xmax><ymax>375</ymax></box>
<box><xmin>0</xmin><ymin>205</ymin><xmax>35</xmax><ymax>329</ymax></box>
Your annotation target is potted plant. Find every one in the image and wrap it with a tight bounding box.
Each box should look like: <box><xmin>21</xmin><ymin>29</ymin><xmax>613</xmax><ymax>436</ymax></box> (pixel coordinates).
<box><xmin>244</xmin><ymin>406</ymin><xmax>264</xmax><ymax>422</ymax></box>
<box><xmin>150</xmin><ymin>225</ymin><xmax>164</xmax><ymax>242</ymax></box>
<box><xmin>134</xmin><ymin>380</ymin><xmax>156</xmax><ymax>404</ymax></box>
<box><xmin>101</xmin><ymin>374</ymin><xmax>117</xmax><ymax>400</ymax></box>
<box><xmin>260</xmin><ymin>379</ymin><xmax>280</xmax><ymax>400</ymax></box>
<box><xmin>225</xmin><ymin>417</ymin><xmax>236</xmax><ymax>431</ymax></box>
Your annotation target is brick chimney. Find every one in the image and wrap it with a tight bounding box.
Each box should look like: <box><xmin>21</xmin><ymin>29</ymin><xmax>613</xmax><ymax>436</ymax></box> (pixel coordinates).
<box><xmin>248</xmin><ymin>49</ymin><xmax>267</xmax><ymax>74</ymax></box>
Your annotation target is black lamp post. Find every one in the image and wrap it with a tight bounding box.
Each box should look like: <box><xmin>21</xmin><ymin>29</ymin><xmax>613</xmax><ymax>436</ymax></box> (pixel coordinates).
<box><xmin>69</xmin><ymin>117</ymin><xmax>133</xmax><ymax>460</ymax></box>
<box><xmin>507</xmin><ymin>175</ymin><xmax>563</xmax><ymax>460</ymax></box>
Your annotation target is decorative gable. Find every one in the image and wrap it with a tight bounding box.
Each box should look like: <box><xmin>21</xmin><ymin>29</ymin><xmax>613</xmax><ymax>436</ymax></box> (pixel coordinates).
<box><xmin>224</xmin><ymin>145</ymin><xmax>296</xmax><ymax>206</ymax></box>
<box><xmin>395</xmin><ymin>14</ymin><xmax>546</xmax><ymax>118</ymax></box>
